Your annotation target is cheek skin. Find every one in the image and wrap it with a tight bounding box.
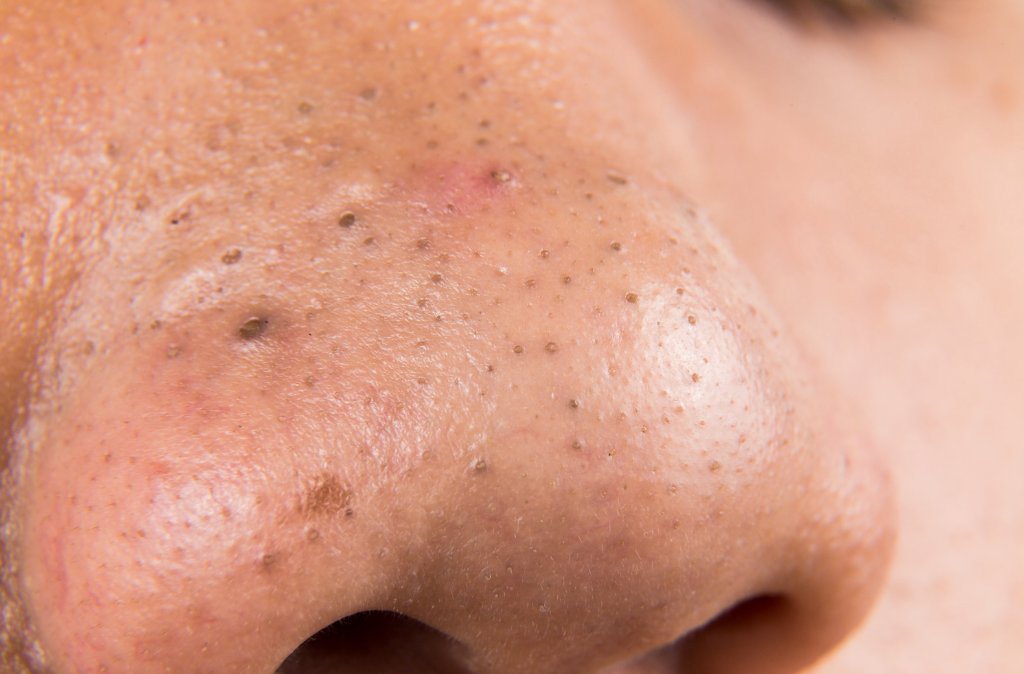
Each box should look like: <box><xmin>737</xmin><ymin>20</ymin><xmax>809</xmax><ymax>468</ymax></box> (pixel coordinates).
<box><xmin>6</xmin><ymin>1</ymin><xmax>895</xmax><ymax>673</ymax></box>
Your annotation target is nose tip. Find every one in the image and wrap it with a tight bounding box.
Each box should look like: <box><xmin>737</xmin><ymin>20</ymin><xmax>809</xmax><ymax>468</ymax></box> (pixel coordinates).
<box><xmin>20</xmin><ymin>405</ymin><xmax>895</xmax><ymax>674</ymax></box>
<box><xmin>17</xmin><ymin>317</ymin><xmax>897</xmax><ymax>674</ymax></box>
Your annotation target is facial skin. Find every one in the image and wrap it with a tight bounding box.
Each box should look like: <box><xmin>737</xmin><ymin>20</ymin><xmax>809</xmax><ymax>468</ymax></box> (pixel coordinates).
<box><xmin>1</xmin><ymin>0</ymin><xmax>1020</xmax><ymax>673</ymax></box>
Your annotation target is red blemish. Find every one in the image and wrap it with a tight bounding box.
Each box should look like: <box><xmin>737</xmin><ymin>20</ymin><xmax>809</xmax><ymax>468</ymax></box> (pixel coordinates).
<box><xmin>145</xmin><ymin>459</ymin><xmax>173</xmax><ymax>474</ymax></box>
<box><xmin>404</xmin><ymin>159</ymin><xmax>518</xmax><ymax>217</ymax></box>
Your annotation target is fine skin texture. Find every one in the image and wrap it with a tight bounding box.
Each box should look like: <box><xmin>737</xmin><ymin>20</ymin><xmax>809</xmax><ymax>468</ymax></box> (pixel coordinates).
<box><xmin>0</xmin><ymin>0</ymin><xmax>1020</xmax><ymax>673</ymax></box>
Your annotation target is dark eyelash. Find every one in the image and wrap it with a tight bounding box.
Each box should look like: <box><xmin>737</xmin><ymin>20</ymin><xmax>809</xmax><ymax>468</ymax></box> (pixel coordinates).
<box><xmin>769</xmin><ymin>0</ymin><xmax>920</xmax><ymax>24</ymax></box>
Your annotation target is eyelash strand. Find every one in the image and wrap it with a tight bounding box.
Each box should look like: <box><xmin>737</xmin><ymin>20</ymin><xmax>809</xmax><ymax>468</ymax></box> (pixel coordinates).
<box><xmin>768</xmin><ymin>0</ymin><xmax>920</xmax><ymax>25</ymax></box>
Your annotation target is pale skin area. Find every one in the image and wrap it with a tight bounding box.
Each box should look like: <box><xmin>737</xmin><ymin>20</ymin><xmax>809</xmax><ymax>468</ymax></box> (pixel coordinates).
<box><xmin>0</xmin><ymin>0</ymin><xmax>1020</xmax><ymax>673</ymax></box>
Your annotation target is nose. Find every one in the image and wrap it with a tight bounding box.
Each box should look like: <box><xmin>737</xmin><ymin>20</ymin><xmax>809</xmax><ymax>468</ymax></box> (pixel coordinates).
<box><xmin>17</xmin><ymin>170</ymin><xmax>894</xmax><ymax>674</ymax></box>
<box><xmin>12</xmin><ymin>1</ymin><xmax>894</xmax><ymax>671</ymax></box>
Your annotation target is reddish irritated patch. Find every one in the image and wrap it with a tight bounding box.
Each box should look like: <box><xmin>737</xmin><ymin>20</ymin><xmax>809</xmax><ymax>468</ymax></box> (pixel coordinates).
<box><xmin>404</xmin><ymin>159</ymin><xmax>517</xmax><ymax>217</ymax></box>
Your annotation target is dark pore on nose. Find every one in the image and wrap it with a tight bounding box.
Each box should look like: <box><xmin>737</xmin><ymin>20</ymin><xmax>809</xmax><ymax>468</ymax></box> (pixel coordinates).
<box><xmin>4</xmin><ymin>1</ymin><xmax>895</xmax><ymax>673</ymax></box>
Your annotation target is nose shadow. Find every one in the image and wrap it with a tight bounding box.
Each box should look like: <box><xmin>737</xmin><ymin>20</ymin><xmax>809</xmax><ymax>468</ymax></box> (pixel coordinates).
<box><xmin>278</xmin><ymin>596</ymin><xmax>796</xmax><ymax>674</ymax></box>
<box><xmin>275</xmin><ymin>610</ymin><xmax>475</xmax><ymax>674</ymax></box>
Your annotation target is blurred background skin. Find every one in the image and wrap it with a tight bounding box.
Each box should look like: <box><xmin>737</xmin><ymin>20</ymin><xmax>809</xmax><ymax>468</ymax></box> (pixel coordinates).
<box><xmin>0</xmin><ymin>0</ymin><xmax>1022</xmax><ymax>673</ymax></box>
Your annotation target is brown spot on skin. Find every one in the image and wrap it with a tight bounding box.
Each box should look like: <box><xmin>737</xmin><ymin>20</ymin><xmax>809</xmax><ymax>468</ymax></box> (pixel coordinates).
<box><xmin>474</xmin><ymin>458</ymin><xmax>488</xmax><ymax>472</ymax></box>
<box><xmin>491</xmin><ymin>169</ymin><xmax>511</xmax><ymax>182</ymax></box>
<box><xmin>417</xmin><ymin>238</ymin><xmax>430</xmax><ymax>249</ymax></box>
<box><xmin>339</xmin><ymin>212</ymin><xmax>356</xmax><ymax>228</ymax></box>
<box><xmin>513</xmin><ymin>345</ymin><xmax>524</xmax><ymax>354</ymax></box>
<box><xmin>688</xmin><ymin>314</ymin><xmax>697</xmax><ymax>325</ymax></box>
<box><xmin>359</xmin><ymin>87</ymin><xmax>377</xmax><ymax>101</ymax></box>
<box><xmin>539</xmin><ymin>250</ymin><xmax>550</xmax><ymax>258</ymax></box>
<box><xmin>304</xmin><ymin>474</ymin><xmax>352</xmax><ymax>518</ymax></box>
<box><xmin>607</xmin><ymin>171</ymin><xmax>628</xmax><ymax>185</ymax></box>
<box><xmin>297</xmin><ymin>101</ymin><xmax>314</xmax><ymax>115</ymax></box>
<box><xmin>239</xmin><ymin>318</ymin><xmax>267</xmax><ymax>340</ymax></box>
<box><xmin>610</xmin><ymin>241</ymin><xmax>622</xmax><ymax>251</ymax></box>
<box><xmin>262</xmin><ymin>554</ymin><xmax>275</xmax><ymax>566</ymax></box>
<box><xmin>562</xmin><ymin>276</ymin><xmax>572</xmax><ymax>284</ymax></box>
<box><xmin>568</xmin><ymin>399</ymin><xmax>580</xmax><ymax>409</ymax></box>
<box><xmin>545</xmin><ymin>342</ymin><xmax>558</xmax><ymax>353</ymax></box>
<box><xmin>306</xmin><ymin>529</ymin><xmax>320</xmax><ymax>542</ymax></box>
<box><xmin>431</xmin><ymin>273</ymin><xmax>443</xmax><ymax>283</ymax></box>
<box><xmin>166</xmin><ymin>345</ymin><xmax>181</xmax><ymax>359</ymax></box>
<box><xmin>710</xmin><ymin>461</ymin><xmax>722</xmax><ymax>472</ymax></box>
<box><xmin>363</xmin><ymin>237</ymin><xmax>375</xmax><ymax>245</ymax></box>
<box><xmin>572</xmin><ymin>441</ymin><xmax>582</xmax><ymax>450</ymax></box>
<box><xmin>692</xmin><ymin>373</ymin><xmax>700</xmax><ymax>382</ymax></box>
<box><xmin>625</xmin><ymin>292</ymin><xmax>639</xmax><ymax>303</ymax></box>
<box><xmin>676</xmin><ymin>287</ymin><xmax>684</xmax><ymax>295</ymax></box>
<box><xmin>525</xmin><ymin>279</ymin><xmax>536</xmax><ymax>288</ymax></box>
<box><xmin>221</xmin><ymin>248</ymin><xmax>243</xmax><ymax>264</ymax></box>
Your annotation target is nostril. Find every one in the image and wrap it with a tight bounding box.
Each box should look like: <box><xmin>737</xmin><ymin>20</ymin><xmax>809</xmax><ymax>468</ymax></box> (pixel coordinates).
<box><xmin>274</xmin><ymin>611</ymin><xmax>475</xmax><ymax>674</ymax></box>
<box><xmin>676</xmin><ymin>593</ymin><xmax>824</xmax><ymax>674</ymax></box>
<box><xmin>690</xmin><ymin>593</ymin><xmax>794</xmax><ymax>640</ymax></box>
<box><xmin>602</xmin><ymin>595</ymin><xmax>802</xmax><ymax>674</ymax></box>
